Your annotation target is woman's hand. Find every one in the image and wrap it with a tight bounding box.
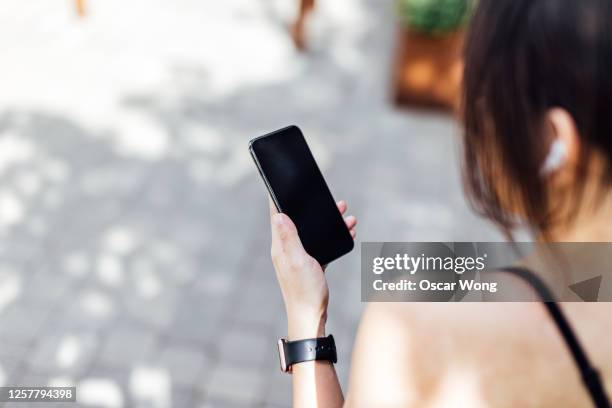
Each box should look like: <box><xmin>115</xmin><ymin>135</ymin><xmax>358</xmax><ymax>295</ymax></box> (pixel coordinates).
<box><xmin>269</xmin><ymin>199</ymin><xmax>357</xmax><ymax>340</ymax></box>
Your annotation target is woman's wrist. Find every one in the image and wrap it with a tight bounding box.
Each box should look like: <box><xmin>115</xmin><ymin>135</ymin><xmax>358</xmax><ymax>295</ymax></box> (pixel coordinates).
<box><xmin>287</xmin><ymin>310</ymin><xmax>327</xmax><ymax>340</ymax></box>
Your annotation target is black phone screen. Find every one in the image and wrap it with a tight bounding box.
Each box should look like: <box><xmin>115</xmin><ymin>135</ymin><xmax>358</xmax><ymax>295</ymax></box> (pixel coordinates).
<box><xmin>249</xmin><ymin>125</ymin><xmax>353</xmax><ymax>265</ymax></box>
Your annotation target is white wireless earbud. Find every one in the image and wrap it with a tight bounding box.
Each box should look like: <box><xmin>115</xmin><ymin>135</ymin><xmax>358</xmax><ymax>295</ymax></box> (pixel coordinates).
<box><xmin>540</xmin><ymin>139</ymin><xmax>568</xmax><ymax>176</ymax></box>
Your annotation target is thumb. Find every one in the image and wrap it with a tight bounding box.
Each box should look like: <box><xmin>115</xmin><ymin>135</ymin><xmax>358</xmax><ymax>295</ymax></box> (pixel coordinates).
<box><xmin>271</xmin><ymin>213</ymin><xmax>306</xmax><ymax>260</ymax></box>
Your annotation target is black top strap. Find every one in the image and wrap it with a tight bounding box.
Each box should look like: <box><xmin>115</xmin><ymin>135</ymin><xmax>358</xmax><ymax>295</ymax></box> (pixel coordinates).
<box><xmin>500</xmin><ymin>266</ymin><xmax>610</xmax><ymax>408</ymax></box>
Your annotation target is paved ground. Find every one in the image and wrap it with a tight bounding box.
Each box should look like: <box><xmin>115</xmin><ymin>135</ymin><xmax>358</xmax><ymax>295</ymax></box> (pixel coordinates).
<box><xmin>0</xmin><ymin>0</ymin><xmax>500</xmax><ymax>407</ymax></box>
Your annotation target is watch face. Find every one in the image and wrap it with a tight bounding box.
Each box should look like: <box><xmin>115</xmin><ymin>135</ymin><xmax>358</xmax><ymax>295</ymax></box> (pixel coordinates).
<box><xmin>277</xmin><ymin>338</ymin><xmax>288</xmax><ymax>372</ymax></box>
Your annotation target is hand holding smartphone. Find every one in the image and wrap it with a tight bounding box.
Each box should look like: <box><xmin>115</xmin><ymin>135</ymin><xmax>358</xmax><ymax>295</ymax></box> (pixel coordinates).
<box><xmin>249</xmin><ymin>125</ymin><xmax>354</xmax><ymax>266</ymax></box>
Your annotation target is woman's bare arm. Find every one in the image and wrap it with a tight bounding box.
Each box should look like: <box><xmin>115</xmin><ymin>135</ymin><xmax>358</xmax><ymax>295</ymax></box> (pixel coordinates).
<box><xmin>292</xmin><ymin>360</ymin><xmax>344</xmax><ymax>407</ymax></box>
<box><xmin>268</xmin><ymin>198</ymin><xmax>356</xmax><ymax>407</ymax></box>
<box><xmin>286</xmin><ymin>306</ymin><xmax>343</xmax><ymax>407</ymax></box>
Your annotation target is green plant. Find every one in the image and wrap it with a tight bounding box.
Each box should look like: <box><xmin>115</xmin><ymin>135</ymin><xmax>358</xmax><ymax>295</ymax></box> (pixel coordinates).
<box><xmin>397</xmin><ymin>0</ymin><xmax>475</xmax><ymax>35</ymax></box>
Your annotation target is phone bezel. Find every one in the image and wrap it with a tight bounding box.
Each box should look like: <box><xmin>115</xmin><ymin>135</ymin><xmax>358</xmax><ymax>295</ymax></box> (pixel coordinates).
<box><xmin>249</xmin><ymin>140</ymin><xmax>282</xmax><ymax>212</ymax></box>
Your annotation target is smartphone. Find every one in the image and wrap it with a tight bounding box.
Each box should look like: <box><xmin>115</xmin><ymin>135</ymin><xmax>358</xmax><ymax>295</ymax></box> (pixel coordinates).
<box><xmin>249</xmin><ymin>125</ymin><xmax>354</xmax><ymax>266</ymax></box>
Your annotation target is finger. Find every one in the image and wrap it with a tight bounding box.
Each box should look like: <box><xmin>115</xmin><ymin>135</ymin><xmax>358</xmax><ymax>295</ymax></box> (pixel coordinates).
<box><xmin>344</xmin><ymin>215</ymin><xmax>357</xmax><ymax>230</ymax></box>
<box><xmin>268</xmin><ymin>196</ymin><xmax>279</xmax><ymax>218</ymax></box>
<box><xmin>271</xmin><ymin>213</ymin><xmax>306</xmax><ymax>261</ymax></box>
<box><xmin>350</xmin><ymin>229</ymin><xmax>356</xmax><ymax>239</ymax></box>
<box><xmin>336</xmin><ymin>200</ymin><xmax>347</xmax><ymax>215</ymax></box>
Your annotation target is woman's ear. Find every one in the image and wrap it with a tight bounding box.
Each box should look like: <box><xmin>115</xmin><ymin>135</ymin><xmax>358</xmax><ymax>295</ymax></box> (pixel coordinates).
<box><xmin>541</xmin><ymin>108</ymin><xmax>580</xmax><ymax>176</ymax></box>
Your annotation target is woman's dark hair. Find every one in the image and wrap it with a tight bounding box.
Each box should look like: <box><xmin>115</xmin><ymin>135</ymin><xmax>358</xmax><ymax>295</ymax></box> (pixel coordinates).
<box><xmin>462</xmin><ymin>0</ymin><xmax>612</xmax><ymax>236</ymax></box>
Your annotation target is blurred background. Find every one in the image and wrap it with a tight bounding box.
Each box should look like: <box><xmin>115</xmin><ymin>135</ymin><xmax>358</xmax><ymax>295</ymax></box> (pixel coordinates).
<box><xmin>0</xmin><ymin>0</ymin><xmax>501</xmax><ymax>407</ymax></box>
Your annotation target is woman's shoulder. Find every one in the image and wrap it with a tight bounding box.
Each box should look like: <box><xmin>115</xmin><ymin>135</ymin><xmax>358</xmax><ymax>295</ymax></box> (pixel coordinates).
<box><xmin>346</xmin><ymin>302</ymin><xmax>600</xmax><ymax>407</ymax></box>
<box><xmin>354</xmin><ymin>302</ymin><xmax>552</xmax><ymax>367</ymax></box>
<box><xmin>358</xmin><ymin>301</ymin><xmax>548</xmax><ymax>344</ymax></box>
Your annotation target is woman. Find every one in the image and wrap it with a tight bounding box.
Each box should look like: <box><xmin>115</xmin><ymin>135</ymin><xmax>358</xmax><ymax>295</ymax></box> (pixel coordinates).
<box><xmin>269</xmin><ymin>0</ymin><xmax>612</xmax><ymax>406</ymax></box>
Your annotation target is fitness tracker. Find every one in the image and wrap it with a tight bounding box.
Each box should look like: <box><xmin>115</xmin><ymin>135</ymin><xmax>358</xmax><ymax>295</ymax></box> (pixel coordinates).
<box><xmin>277</xmin><ymin>334</ymin><xmax>337</xmax><ymax>373</ymax></box>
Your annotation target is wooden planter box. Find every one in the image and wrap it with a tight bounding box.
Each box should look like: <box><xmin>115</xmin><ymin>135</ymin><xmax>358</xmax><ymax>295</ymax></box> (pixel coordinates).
<box><xmin>392</xmin><ymin>28</ymin><xmax>464</xmax><ymax>111</ymax></box>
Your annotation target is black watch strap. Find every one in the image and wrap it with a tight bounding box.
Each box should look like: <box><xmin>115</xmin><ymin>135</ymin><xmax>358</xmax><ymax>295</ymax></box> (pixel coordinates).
<box><xmin>278</xmin><ymin>334</ymin><xmax>337</xmax><ymax>372</ymax></box>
